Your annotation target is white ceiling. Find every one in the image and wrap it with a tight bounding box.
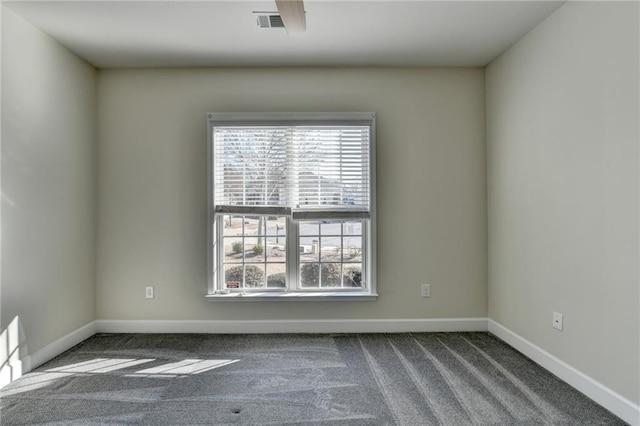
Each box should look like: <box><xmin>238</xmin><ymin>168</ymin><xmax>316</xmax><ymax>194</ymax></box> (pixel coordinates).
<box><xmin>3</xmin><ymin>0</ymin><xmax>565</xmax><ymax>68</ymax></box>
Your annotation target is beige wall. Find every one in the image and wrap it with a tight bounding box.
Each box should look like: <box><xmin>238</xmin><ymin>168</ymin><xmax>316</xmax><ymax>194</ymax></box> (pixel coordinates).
<box><xmin>96</xmin><ymin>67</ymin><xmax>487</xmax><ymax>321</ymax></box>
<box><xmin>486</xmin><ymin>2</ymin><xmax>639</xmax><ymax>403</ymax></box>
<box><xmin>1</xmin><ymin>8</ymin><xmax>97</xmax><ymax>354</ymax></box>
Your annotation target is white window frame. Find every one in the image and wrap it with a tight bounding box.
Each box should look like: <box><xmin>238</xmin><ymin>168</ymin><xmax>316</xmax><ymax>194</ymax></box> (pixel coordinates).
<box><xmin>206</xmin><ymin>112</ymin><xmax>377</xmax><ymax>301</ymax></box>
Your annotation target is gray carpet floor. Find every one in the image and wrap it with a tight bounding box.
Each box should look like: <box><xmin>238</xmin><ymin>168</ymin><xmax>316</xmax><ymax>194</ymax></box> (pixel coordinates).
<box><xmin>0</xmin><ymin>332</ymin><xmax>626</xmax><ymax>425</ymax></box>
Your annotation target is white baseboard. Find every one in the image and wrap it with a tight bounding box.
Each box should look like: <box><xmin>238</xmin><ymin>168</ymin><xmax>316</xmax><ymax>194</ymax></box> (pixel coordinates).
<box><xmin>96</xmin><ymin>318</ymin><xmax>489</xmax><ymax>334</ymax></box>
<box><xmin>23</xmin><ymin>321</ymin><xmax>97</xmax><ymax>373</ymax></box>
<box><xmin>488</xmin><ymin>319</ymin><xmax>640</xmax><ymax>426</ymax></box>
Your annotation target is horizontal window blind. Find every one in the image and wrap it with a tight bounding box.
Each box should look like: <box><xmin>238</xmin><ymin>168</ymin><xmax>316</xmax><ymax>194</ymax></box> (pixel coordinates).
<box><xmin>214</xmin><ymin>127</ymin><xmax>289</xmax><ymax>208</ymax></box>
<box><xmin>213</xmin><ymin>125</ymin><xmax>370</xmax><ymax>214</ymax></box>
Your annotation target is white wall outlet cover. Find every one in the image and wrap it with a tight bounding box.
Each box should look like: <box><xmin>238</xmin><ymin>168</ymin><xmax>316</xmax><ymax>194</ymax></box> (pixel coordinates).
<box><xmin>421</xmin><ymin>284</ymin><xmax>431</xmax><ymax>298</ymax></box>
<box><xmin>553</xmin><ymin>312</ymin><xmax>563</xmax><ymax>331</ymax></box>
<box><xmin>145</xmin><ymin>286</ymin><xmax>154</xmax><ymax>299</ymax></box>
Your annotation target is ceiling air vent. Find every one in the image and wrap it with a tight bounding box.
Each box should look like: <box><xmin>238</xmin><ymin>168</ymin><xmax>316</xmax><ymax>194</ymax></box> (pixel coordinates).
<box><xmin>255</xmin><ymin>13</ymin><xmax>285</xmax><ymax>29</ymax></box>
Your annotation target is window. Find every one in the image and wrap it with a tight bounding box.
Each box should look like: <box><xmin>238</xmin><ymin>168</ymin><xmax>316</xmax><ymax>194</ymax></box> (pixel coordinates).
<box><xmin>207</xmin><ymin>112</ymin><xmax>376</xmax><ymax>299</ymax></box>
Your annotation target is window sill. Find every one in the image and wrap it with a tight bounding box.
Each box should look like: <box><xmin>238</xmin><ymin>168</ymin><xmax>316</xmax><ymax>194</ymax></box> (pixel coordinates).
<box><xmin>206</xmin><ymin>292</ymin><xmax>378</xmax><ymax>302</ymax></box>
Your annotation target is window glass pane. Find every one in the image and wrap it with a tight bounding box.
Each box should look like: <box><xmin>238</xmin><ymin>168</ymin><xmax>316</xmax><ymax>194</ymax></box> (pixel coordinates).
<box><xmin>320</xmin><ymin>263</ymin><xmax>341</xmax><ymax>287</ymax></box>
<box><xmin>320</xmin><ymin>238</ymin><xmax>341</xmax><ymax>262</ymax></box>
<box><xmin>224</xmin><ymin>237</ymin><xmax>244</xmax><ymax>263</ymax></box>
<box><xmin>292</xmin><ymin>126</ymin><xmax>370</xmax><ymax>209</ymax></box>
<box><xmin>343</xmin><ymin>236</ymin><xmax>362</xmax><ymax>262</ymax></box>
<box><xmin>213</xmin><ymin>124</ymin><xmax>370</xmax><ymax>210</ymax></box>
<box><xmin>219</xmin><ymin>214</ymin><xmax>289</xmax><ymax>292</ymax></box>
<box><xmin>266</xmin><ymin>216</ymin><xmax>286</xmax><ymax>236</ymax></box>
<box><xmin>299</xmin><ymin>237</ymin><xmax>320</xmax><ymax>262</ymax></box>
<box><xmin>321</xmin><ymin>222</ymin><xmax>341</xmax><ymax>236</ymax></box>
<box><xmin>245</xmin><ymin>237</ymin><xmax>265</xmax><ymax>263</ymax></box>
<box><xmin>343</xmin><ymin>221</ymin><xmax>362</xmax><ymax>235</ymax></box>
<box><xmin>299</xmin><ymin>222</ymin><xmax>320</xmax><ymax>236</ymax></box>
<box><xmin>244</xmin><ymin>264</ymin><xmax>266</xmax><ymax>288</ymax></box>
<box><xmin>266</xmin><ymin>238</ymin><xmax>286</xmax><ymax>262</ymax></box>
<box><xmin>224</xmin><ymin>264</ymin><xmax>244</xmax><ymax>289</ymax></box>
<box><xmin>214</xmin><ymin>127</ymin><xmax>289</xmax><ymax>207</ymax></box>
<box><xmin>266</xmin><ymin>264</ymin><xmax>287</xmax><ymax>288</ymax></box>
<box><xmin>343</xmin><ymin>263</ymin><xmax>363</xmax><ymax>288</ymax></box>
<box><xmin>244</xmin><ymin>217</ymin><xmax>262</xmax><ymax>235</ymax></box>
<box><xmin>298</xmin><ymin>220</ymin><xmax>365</xmax><ymax>289</ymax></box>
<box><xmin>223</xmin><ymin>215</ymin><xmax>243</xmax><ymax>236</ymax></box>
<box><xmin>300</xmin><ymin>263</ymin><xmax>320</xmax><ymax>288</ymax></box>
<box><xmin>265</xmin><ymin>217</ymin><xmax>286</xmax><ymax>262</ymax></box>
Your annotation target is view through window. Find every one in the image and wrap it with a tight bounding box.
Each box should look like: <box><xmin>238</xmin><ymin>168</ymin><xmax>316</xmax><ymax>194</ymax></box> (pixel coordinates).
<box><xmin>208</xmin><ymin>113</ymin><xmax>376</xmax><ymax>296</ymax></box>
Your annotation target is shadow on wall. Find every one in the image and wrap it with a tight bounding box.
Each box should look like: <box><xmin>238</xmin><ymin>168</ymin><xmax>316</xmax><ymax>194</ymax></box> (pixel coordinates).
<box><xmin>0</xmin><ymin>316</ymin><xmax>28</xmax><ymax>389</ymax></box>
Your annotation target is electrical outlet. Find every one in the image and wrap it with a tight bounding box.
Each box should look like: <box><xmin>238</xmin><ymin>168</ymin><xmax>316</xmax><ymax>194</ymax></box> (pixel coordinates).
<box><xmin>145</xmin><ymin>286</ymin><xmax>154</xmax><ymax>299</ymax></box>
<box><xmin>553</xmin><ymin>312</ymin><xmax>563</xmax><ymax>331</ymax></box>
<box><xmin>421</xmin><ymin>284</ymin><xmax>431</xmax><ymax>298</ymax></box>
